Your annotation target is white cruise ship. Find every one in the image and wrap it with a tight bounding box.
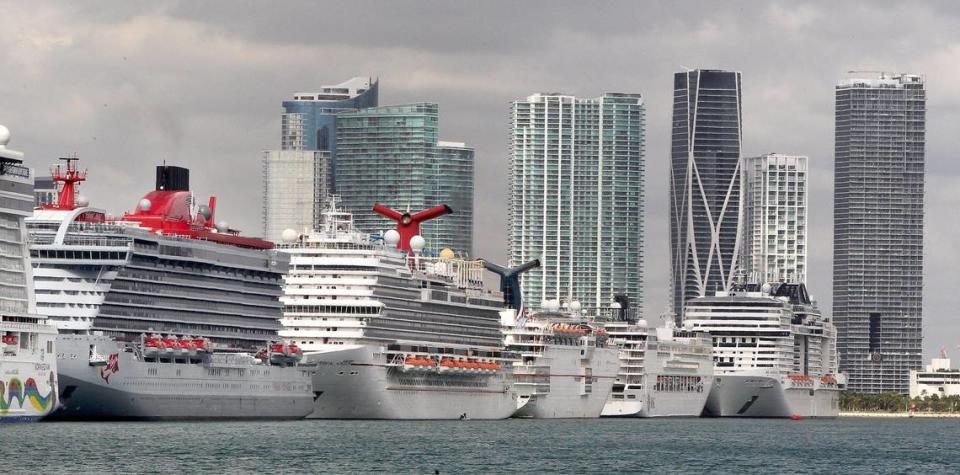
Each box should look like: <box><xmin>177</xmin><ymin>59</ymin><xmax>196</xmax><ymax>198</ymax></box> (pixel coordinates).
<box><xmin>501</xmin><ymin>302</ymin><xmax>619</xmax><ymax>419</ymax></box>
<box><xmin>276</xmin><ymin>200</ymin><xmax>519</xmax><ymax>419</ymax></box>
<box><xmin>26</xmin><ymin>160</ymin><xmax>313</xmax><ymax>420</ymax></box>
<box><xmin>683</xmin><ymin>282</ymin><xmax>844</xmax><ymax>418</ymax></box>
<box><xmin>0</xmin><ymin>127</ymin><xmax>59</xmax><ymax>422</ymax></box>
<box><xmin>601</xmin><ymin>319</ymin><xmax>714</xmax><ymax>418</ymax></box>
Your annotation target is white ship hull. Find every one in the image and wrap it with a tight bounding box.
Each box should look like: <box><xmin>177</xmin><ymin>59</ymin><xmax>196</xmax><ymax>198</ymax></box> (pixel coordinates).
<box><xmin>602</xmin><ymin>377</ymin><xmax>713</xmax><ymax>418</ymax></box>
<box><xmin>305</xmin><ymin>345</ymin><xmax>521</xmax><ymax>420</ymax></box>
<box><xmin>704</xmin><ymin>373</ymin><xmax>839</xmax><ymax>418</ymax></box>
<box><xmin>0</xmin><ymin>360</ymin><xmax>57</xmax><ymax>423</ymax></box>
<box><xmin>51</xmin><ymin>335</ymin><xmax>314</xmax><ymax>420</ymax></box>
<box><xmin>512</xmin><ymin>345</ymin><xmax>619</xmax><ymax>419</ymax></box>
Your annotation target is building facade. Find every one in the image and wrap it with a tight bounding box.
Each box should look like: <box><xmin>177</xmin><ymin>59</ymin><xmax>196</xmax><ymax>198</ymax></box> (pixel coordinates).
<box><xmin>262</xmin><ymin>77</ymin><xmax>377</xmax><ymax>240</ymax></box>
<box><xmin>508</xmin><ymin>92</ymin><xmax>645</xmax><ymax>314</ymax></box>
<box><xmin>833</xmin><ymin>72</ymin><xmax>925</xmax><ymax>394</ymax></box>
<box><xmin>261</xmin><ymin>150</ymin><xmax>332</xmax><ymax>242</ymax></box>
<box><xmin>740</xmin><ymin>153</ymin><xmax>808</xmax><ymax>284</ymax></box>
<box><xmin>281</xmin><ymin>77</ymin><xmax>378</xmax><ymax>153</ymax></box>
<box><xmin>335</xmin><ymin>103</ymin><xmax>474</xmax><ymax>254</ymax></box>
<box><xmin>669</xmin><ymin>69</ymin><xmax>743</xmax><ymax>320</ymax></box>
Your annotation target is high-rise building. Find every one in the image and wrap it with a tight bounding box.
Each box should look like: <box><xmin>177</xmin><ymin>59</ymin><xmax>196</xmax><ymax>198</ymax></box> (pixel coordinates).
<box><xmin>740</xmin><ymin>153</ymin><xmax>808</xmax><ymax>284</ymax></box>
<box><xmin>335</xmin><ymin>103</ymin><xmax>474</xmax><ymax>254</ymax></box>
<box><xmin>281</xmin><ymin>77</ymin><xmax>378</xmax><ymax>152</ymax></box>
<box><xmin>669</xmin><ymin>69</ymin><xmax>743</xmax><ymax>320</ymax></box>
<box><xmin>263</xmin><ymin>77</ymin><xmax>377</xmax><ymax>240</ymax></box>
<box><xmin>261</xmin><ymin>150</ymin><xmax>332</xmax><ymax>241</ymax></box>
<box><xmin>833</xmin><ymin>72</ymin><xmax>925</xmax><ymax>394</ymax></box>
<box><xmin>508</xmin><ymin>92</ymin><xmax>645</xmax><ymax>314</ymax></box>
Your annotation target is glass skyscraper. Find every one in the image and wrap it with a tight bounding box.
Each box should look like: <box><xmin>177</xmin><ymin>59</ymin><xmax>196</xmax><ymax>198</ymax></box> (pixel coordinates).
<box><xmin>740</xmin><ymin>153</ymin><xmax>808</xmax><ymax>284</ymax></box>
<box><xmin>833</xmin><ymin>73</ymin><xmax>925</xmax><ymax>394</ymax></box>
<box><xmin>261</xmin><ymin>150</ymin><xmax>332</xmax><ymax>242</ymax></box>
<box><xmin>669</xmin><ymin>69</ymin><xmax>743</xmax><ymax>320</ymax></box>
<box><xmin>509</xmin><ymin>92</ymin><xmax>645</xmax><ymax>314</ymax></box>
<box><xmin>335</xmin><ymin>103</ymin><xmax>474</xmax><ymax>254</ymax></box>
<box><xmin>281</xmin><ymin>77</ymin><xmax>379</xmax><ymax>153</ymax></box>
<box><xmin>262</xmin><ymin>77</ymin><xmax>378</xmax><ymax>240</ymax></box>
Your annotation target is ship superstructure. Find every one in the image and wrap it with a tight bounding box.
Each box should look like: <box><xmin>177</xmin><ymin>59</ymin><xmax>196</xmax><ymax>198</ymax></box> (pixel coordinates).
<box><xmin>601</xmin><ymin>319</ymin><xmax>714</xmax><ymax>417</ymax></box>
<box><xmin>500</xmin><ymin>303</ymin><xmax>619</xmax><ymax>418</ymax></box>
<box><xmin>683</xmin><ymin>282</ymin><xmax>844</xmax><ymax>418</ymax></box>
<box><xmin>0</xmin><ymin>127</ymin><xmax>58</xmax><ymax>422</ymax></box>
<box><xmin>276</xmin><ymin>200</ymin><xmax>519</xmax><ymax>419</ymax></box>
<box><xmin>26</xmin><ymin>160</ymin><xmax>313</xmax><ymax>420</ymax></box>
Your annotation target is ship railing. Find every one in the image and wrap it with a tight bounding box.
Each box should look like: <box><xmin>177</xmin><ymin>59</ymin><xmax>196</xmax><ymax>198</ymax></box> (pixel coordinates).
<box><xmin>407</xmin><ymin>255</ymin><xmax>485</xmax><ymax>289</ymax></box>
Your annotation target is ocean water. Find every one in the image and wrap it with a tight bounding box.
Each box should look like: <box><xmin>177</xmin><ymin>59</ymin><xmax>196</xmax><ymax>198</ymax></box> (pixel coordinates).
<box><xmin>3</xmin><ymin>418</ymin><xmax>957</xmax><ymax>474</ymax></box>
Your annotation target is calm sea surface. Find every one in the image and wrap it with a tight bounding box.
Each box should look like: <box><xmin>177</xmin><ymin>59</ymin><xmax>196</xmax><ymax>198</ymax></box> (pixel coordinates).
<box><xmin>3</xmin><ymin>418</ymin><xmax>957</xmax><ymax>473</ymax></box>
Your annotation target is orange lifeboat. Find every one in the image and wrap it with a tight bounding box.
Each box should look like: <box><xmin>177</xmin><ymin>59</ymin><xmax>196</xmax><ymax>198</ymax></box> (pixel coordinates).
<box><xmin>161</xmin><ymin>336</ymin><xmax>179</xmax><ymax>355</ymax></box>
<box><xmin>178</xmin><ymin>337</ymin><xmax>196</xmax><ymax>355</ymax></box>
<box><xmin>143</xmin><ymin>334</ymin><xmax>162</xmax><ymax>357</ymax></box>
<box><xmin>192</xmin><ymin>338</ymin><xmax>212</xmax><ymax>353</ymax></box>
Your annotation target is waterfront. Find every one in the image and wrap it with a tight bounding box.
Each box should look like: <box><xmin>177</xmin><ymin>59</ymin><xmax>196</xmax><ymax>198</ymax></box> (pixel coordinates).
<box><xmin>4</xmin><ymin>418</ymin><xmax>956</xmax><ymax>473</ymax></box>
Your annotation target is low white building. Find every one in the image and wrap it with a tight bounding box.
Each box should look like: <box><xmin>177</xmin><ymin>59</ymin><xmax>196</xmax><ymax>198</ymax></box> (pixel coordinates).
<box><xmin>909</xmin><ymin>355</ymin><xmax>960</xmax><ymax>399</ymax></box>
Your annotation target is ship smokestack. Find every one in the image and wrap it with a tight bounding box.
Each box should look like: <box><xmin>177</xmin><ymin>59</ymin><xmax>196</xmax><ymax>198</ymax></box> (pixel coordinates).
<box><xmin>156</xmin><ymin>165</ymin><xmax>190</xmax><ymax>191</ymax></box>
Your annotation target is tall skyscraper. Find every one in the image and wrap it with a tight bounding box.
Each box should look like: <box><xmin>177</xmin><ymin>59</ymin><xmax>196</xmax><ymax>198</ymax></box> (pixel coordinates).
<box><xmin>262</xmin><ymin>77</ymin><xmax>378</xmax><ymax>239</ymax></box>
<box><xmin>833</xmin><ymin>72</ymin><xmax>925</xmax><ymax>394</ymax></box>
<box><xmin>281</xmin><ymin>77</ymin><xmax>378</xmax><ymax>152</ymax></box>
<box><xmin>261</xmin><ymin>150</ymin><xmax>332</xmax><ymax>241</ymax></box>
<box><xmin>509</xmin><ymin>92</ymin><xmax>645</xmax><ymax>314</ymax></box>
<box><xmin>740</xmin><ymin>153</ymin><xmax>808</xmax><ymax>284</ymax></box>
<box><xmin>670</xmin><ymin>69</ymin><xmax>743</xmax><ymax>319</ymax></box>
<box><xmin>335</xmin><ymin>103</ymin><xmax>474</xmax><ymax>254</ymax></box>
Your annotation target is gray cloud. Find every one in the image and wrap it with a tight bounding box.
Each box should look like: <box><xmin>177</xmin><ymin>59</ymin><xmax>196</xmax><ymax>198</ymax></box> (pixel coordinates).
<box><xmin>2</xmin><ymin>0</ymin><xmax>958</xmax><ymax>358</ymax></box>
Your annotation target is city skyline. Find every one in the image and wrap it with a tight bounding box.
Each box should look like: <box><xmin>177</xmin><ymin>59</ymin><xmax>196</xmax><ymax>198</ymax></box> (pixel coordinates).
<box><xmin>3</xmin><ymin>1</ymin><xmax>959</xmax><ymax>360</ymax></box>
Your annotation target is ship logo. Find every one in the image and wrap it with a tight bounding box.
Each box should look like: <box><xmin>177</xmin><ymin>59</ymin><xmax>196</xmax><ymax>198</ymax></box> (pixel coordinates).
<box><xmin>99</xmin><ymin>354</ymin><xmax>120</xmax><ymax>383</ymax></box>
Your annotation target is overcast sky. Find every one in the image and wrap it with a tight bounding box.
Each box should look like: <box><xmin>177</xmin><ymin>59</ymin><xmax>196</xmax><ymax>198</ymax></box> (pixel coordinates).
<box><xmin>2</xmin><ymin>1</ymin><xmax>958</xmax><ymax>359</ymax></box>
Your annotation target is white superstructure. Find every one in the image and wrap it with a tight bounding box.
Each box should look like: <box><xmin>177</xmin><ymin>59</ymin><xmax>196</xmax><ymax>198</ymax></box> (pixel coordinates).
<box><xmin>601</xmin><ymin>319</ymin><xmax>714</xmax><ymax>418</ymax></box>
<box><xmin>910</xmin><ymin>352</ymin><xmax>960</xmax><ymax>399</ymax></box>
<box><xmin>501</xmin><ymin>304</ymin><xmax>619</xmax><ymax>418</ymax></box>
<box><xmin>0</xmin><ymin>126</ymin><xmax>59</xmax><ymax>422</ymax></box>
<box><xmin>684</xmin><ymin>282</ymin><xmax>844</xmax><ymax>418</ymax></box>
<box><xmin>276</xmin><ymin>201</ymin><xmax>519</xmax><ymax>419</ymax></box>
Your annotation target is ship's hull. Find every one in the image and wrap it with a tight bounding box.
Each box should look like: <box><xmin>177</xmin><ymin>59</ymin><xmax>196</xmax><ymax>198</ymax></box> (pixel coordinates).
<box><xmin>305</xmin><ymin>345</ymin><xmax>520</xmax><ymax>420</ymax></box>
<box><xmin>704</xmin><ymin>374</ymin><xmax>839</xmax><ymax>418</ymax></box>
<box><xmin>602</xmin><ymin>377</ymin><xmax>713</xmax><ymax>418</ymax></box>
<box><xmin>49</xmin><ymin>335</ymin><xmax>314</xmax><ymax>420</ymax></box>
<box><xmin>512</xmin><ymin>345</ymin><xmax>619</xmax><ymax>419</ymax></box>
<box><xmin>0</xmin><ymin>360</ymin><xmax>58</xmax><ymax>423</ymax></box>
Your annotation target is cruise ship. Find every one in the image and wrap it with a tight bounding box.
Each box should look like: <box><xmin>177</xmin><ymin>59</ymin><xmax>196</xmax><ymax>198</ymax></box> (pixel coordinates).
<box><xmin>0</xmin><ymin>126</ymin><xmax>59</xmax><ymax>422</ymax></box>
<box><xmin>601</xmin><ymin>318</ymin><xmax>714</xmax><ymax>418</ymax></box>
<box><xmin>27</xmin><ymin>160</ymin><xmax>313</xmax><ymax>420</ymax></box>
<box><xmin>276</xmin><ymin>200</ymin><xmax>520</xmax><ymax>419</ymax></box>
<box><xmin>500</xmin><ymin>301</ymin><xmax>619</xmax><ymax>419</ymax></box>
<box><xmin>683</xmin><ymin>282</ymin><xmax>844</xmax><ymax>418</ymax></box>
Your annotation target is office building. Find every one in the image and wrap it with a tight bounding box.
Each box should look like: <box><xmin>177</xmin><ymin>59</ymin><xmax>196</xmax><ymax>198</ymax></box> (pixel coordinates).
<box><xmin>669</xmin><ymin>69</ymin><xmax>743</xmax><ymax>320</ymax></box>
<box><xmin>281</xmin><ymin>77</ymin><xmax>378</xmax><ymax>152</ymax></box>
<box><xmin>740</xmin><ymin>153</ymin><xmax>808</xmax><ymax>284</ymax></box>
<box><xmin>263</xmin><ymin>76</ymin><xmax>377</xmax><ymax>239</ymax></box>
<box><xmin>833</xmin><ymin>72</ymin><xmax>925</xmax><ymax>394</ymax></box>
<box><xmin>261</xmin><ymin>150</ymin><xmax>332</xmax><ymax>242</ymax></box>
<box><xmin>509</xmin><ymin>92</ymin><xmax>645</xmax><ymax>314</ymax></box>
<box><xmin>335</xmin><ymin>103</ymin><xmax>474</xmax><ymax>254</ymax></box>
